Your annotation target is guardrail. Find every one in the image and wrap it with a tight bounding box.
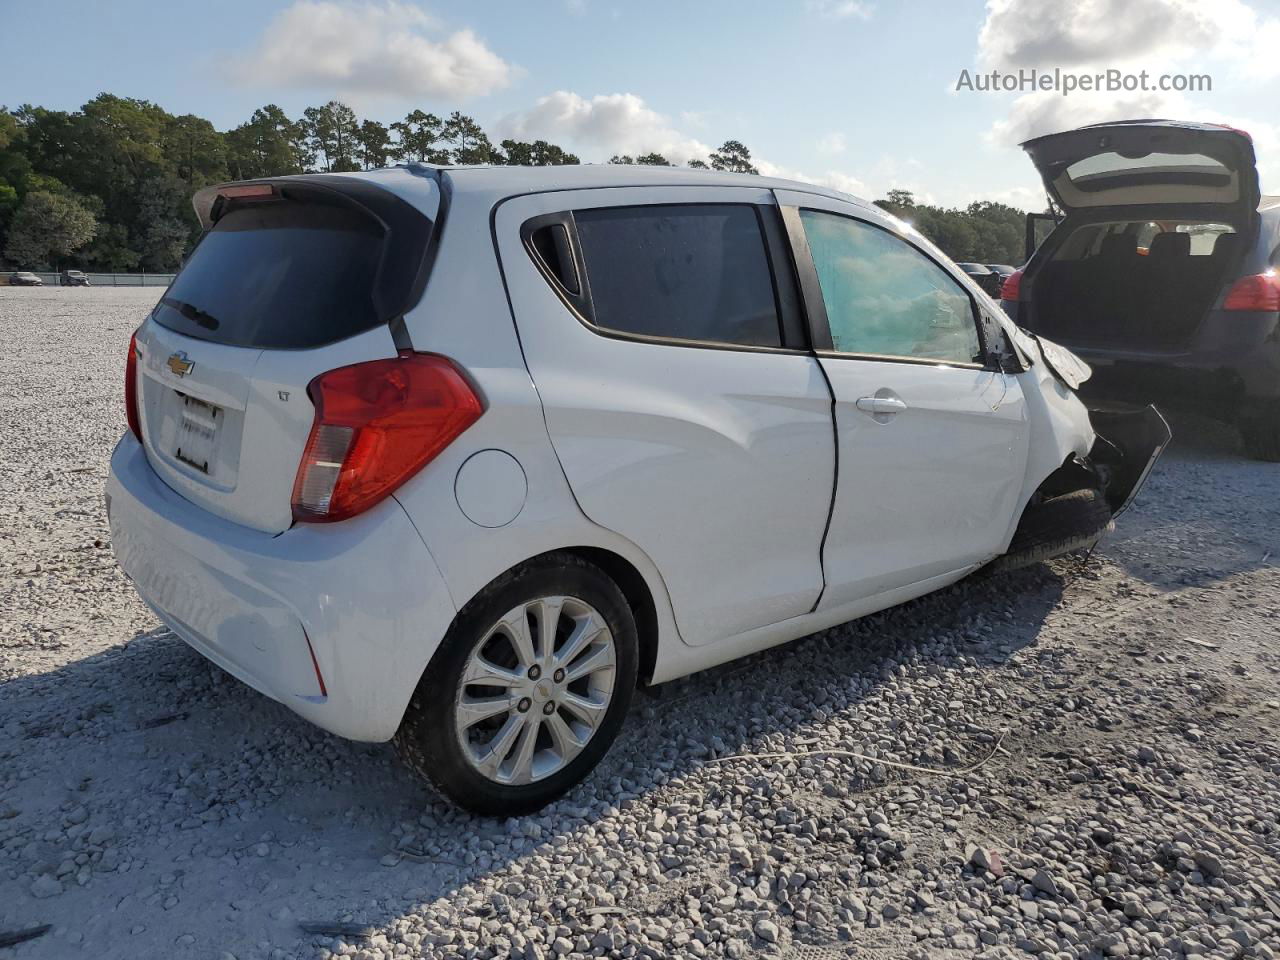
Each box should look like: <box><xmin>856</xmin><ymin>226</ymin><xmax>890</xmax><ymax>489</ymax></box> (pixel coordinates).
<box><xmin>3</xmin><ymin>272</ymin><xmax>175</xmax><ymax>287</ymax></box>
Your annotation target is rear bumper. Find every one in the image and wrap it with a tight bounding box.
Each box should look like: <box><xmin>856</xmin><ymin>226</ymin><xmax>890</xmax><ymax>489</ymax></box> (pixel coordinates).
<box><xmin>106</xmin><ymin>435</ymin><xmax>456</xmax><ymax>741</ymax></box>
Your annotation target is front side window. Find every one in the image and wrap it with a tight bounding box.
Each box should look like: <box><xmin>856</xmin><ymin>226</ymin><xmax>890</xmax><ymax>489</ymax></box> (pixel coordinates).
<box><xmin>572</xmin><ymin>204</ymin><xmax>782</xmax><ymax>348</ymax></box>
<box><xmin>799</xmin><ymin>210</ymin><xmax>982</xmax><ymax>364</ymax></box>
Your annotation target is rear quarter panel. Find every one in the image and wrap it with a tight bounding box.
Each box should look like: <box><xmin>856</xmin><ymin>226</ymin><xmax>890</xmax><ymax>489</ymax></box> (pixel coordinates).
<box><xmin>393</xmin><ymin>185</ymin><xmax>683</xmax><ymax>658</ymax></box>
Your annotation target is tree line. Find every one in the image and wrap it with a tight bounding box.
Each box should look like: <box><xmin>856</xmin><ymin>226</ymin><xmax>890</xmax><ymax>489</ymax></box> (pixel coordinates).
<box><xmin>874</xmin><ymin>190</ymin><xmax>1028</xmax><ymax>266</ymax></box>
<box><xmin>0</xmin><ymin>93</ymin><xmax>1028</xmax><ymax>271</ymax></box>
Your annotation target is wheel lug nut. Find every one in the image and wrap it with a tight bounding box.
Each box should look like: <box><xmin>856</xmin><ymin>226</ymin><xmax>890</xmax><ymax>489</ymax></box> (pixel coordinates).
<box><xmin>528</xmin><ymin>665</ymin><xmax>541</xmax><ymax>680</ymax></box>
<box><xmin>542</xmin><ymin>701</ymin><xmax>556</xmax><ymax>715</ymax></box>
<box><xmin>553</xmin><ymin>668</ymin><xmax>565</xmax><ymax>683</ymax></box>
<box><xmin>517</xmin><ymin>697</ymin><xmax>531</xmax><ymax>713</ymax></box>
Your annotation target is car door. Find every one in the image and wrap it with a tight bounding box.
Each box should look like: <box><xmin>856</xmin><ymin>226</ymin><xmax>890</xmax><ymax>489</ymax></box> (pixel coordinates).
<box><xmin>494</xmin><ymin>186</ymin><xmax>835</xmax><ymax>647</ymax></box>
<box><xmin>774</xmin><ymin>189</ymin><xmax>1030</xmax><ymax>606</ymax></box>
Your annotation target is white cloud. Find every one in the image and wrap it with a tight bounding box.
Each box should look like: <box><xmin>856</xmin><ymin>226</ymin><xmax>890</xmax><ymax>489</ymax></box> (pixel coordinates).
<box><xmin>807</xmin><ymin>0</ymin><xmax>874</xmax><ymax>21</ymax></box>
<box><xmin>983</xmin><ymin>184</ymin><xmax>1052</xmax><ymax>212</ymax></box>
<box><xmin>753</xmin><ymin>159</ymin><xmax>870</xmax><ymax>198</ymax></box>
<box><xmin>978</xmin><ymin>0</ymin><xmax>1248</xmax><ymax>70</ymax></box>
<box><xmin>498</xmin><ymin>91</ymin><xmax>712</xmax><ymax>164</ymax></box>
<box><xmin>986</xmin><ymin>88</ymin><xmax>1191</xmax><ymax>145</ymax></box>
<box><xmin>976</xmin><ymin>0</ymin><xmax>1280</xmax><ymax>80</ymax></box>
<box><xmin>233</xmin><ymin>1</ymin><xmax>513</xmax><ymax>100</ymax></box>
<box><xmin>817</xmin><ymin>132</ymin><xmax>847</xmax><ymax>156</ymax></box>
<box><xmin>815</xmin><ymin>170</ymin><xmax>872</xmax><ymax>196</ymax></box>
<box><xmin>499</xmin><ymin>90</ymin><xmax>878</xmax><ymax>198</ymax></box>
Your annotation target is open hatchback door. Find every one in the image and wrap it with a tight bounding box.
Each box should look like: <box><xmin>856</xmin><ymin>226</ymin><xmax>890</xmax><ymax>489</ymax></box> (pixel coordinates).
<box><xmin>1022</xmin><ymin>120</ymin><xmax>1261</xmax><ymax>221</ymax></box>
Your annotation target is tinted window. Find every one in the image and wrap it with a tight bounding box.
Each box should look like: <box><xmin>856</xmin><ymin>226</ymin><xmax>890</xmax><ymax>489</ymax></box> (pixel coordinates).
<box><xmin>799</xmin><ymin>210</ymin><xmax>982</xmax><ymax>364</ymax></box>
<box><xmin>153</xmin><ymin>198</ymin><xmax>386</xmax><ymax>349</ymax></box>
<box><xmin>573</xmin><ymin>204</ymin><xmax>782</xmax><ymax>347</ymax></box>
<box><xmin>1066</xmin><ymin>151</ymin><xmax>1231</xmax><ymax>188</ymax></box>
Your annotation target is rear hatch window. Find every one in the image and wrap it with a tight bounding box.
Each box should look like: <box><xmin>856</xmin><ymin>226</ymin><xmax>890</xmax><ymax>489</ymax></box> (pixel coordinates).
<box><xmin>134</xmin><ymin>176</ymin><xmax>436</xmax><ymax>533</ymax></box>
<box><xmin>155</xmin><ymin>181</ymin><xmax>434</xmax><ymax>349</ymax></box>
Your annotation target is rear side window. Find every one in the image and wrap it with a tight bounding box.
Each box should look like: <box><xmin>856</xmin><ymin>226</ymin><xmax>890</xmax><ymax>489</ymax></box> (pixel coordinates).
<box><xmin>572</xmin><ymin>204</ymin><xmax>783</xmax><ymax>348</ymax></box>
<box><xmin>154</xmin><ymin>196</ymin><xmax>392</xmax><ymax>349</ymax></box>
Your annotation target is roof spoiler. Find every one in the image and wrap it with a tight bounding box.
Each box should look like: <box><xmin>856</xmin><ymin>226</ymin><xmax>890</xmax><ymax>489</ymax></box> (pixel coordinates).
<box><xmin>192</xmin><ymin>179</ymin><xmax>285</xmax><ymax>230</ymax></box>
<box><xmin>193</xmin><ymin>167</ymin><xmax>447</xmax><ymax>231</ymax></box>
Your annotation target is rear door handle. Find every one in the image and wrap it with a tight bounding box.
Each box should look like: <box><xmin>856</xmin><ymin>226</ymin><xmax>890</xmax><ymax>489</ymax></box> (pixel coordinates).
<box><xmin>855</xmin><ymin>396</ymin><xmax>908</xmax><ymax>415</ymax></box>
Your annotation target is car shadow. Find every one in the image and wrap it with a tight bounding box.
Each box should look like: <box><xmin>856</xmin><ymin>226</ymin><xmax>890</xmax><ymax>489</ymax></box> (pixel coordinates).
<box><xmin>0</xmin><ymin>562</ymin><xmax>1069</xmax><ymax>957</ymax></box>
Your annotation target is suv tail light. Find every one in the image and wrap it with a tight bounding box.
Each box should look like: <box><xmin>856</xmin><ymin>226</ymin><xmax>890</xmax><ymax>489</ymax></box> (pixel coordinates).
<box><xmin>1222</xmin><ymin>272</ymin><xmax>1280</xmax><ymax>311</ymax></box>
<box><xmin>291</xmin><ymin>352</ymin><xmax>484</xmax><ymax>523</ymax></box>
<box><xmin>125</xmin><ymin>333</ymin><xmax>142</xmax><ymax>442</ymax></box>
<box><xmin>1000</xmin><ymin>268</ymin><xmax>1023</xmax><ymax>301</ymax></box>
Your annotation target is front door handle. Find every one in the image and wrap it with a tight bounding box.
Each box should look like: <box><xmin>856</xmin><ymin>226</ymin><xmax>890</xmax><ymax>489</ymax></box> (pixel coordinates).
<box><xmin>856</xmin><ymin>396</ymin><xmax>908</xmax><ymax>416</ymax></box>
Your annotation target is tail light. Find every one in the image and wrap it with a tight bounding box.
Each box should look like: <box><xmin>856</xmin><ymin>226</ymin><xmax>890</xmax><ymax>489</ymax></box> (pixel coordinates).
<box><xmin>125</xmin><ymin>333</ymin><xmax>142</xmax><ymax>442</ymax></box>
<box><xmin>1222</xmin><ymin>272</ymin><xmax>1280</xmax><ymax>312</ymax></box>
<box><xmin>291</xmin><ymin>352</ymin><xmax>484</xmax><ymax>523</ymax></box>
<box><xmin>1000</xmin><ymin>268</ymin><xmax>1023</xmax><ymax>301</ymax></box>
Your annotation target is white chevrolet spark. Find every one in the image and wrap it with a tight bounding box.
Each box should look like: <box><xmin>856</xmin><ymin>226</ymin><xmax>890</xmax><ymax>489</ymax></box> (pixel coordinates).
<box><xmin>106</xmin><ymin>165</ymin><xmax>1168</xmax><ymax>813</ymax></box>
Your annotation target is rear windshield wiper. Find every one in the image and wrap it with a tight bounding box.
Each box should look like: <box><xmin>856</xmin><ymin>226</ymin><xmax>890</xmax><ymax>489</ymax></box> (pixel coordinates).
<box><xmin>160</xmin><ymin>297</ymin><xmax>221</xmax><ymax>331</ymax></box>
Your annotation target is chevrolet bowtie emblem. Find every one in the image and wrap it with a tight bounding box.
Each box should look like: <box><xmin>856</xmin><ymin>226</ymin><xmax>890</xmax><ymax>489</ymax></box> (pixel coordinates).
<box><xmin>167</xmin><ymin>351</ymin><xmax>194</xmax><ymax>377</ymax></box>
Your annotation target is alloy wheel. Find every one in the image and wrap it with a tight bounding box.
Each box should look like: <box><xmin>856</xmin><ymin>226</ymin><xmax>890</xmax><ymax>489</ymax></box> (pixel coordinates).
<box><xmin>454</xmin><ymin>595</ymin><xmax>617</xmax><ymax>785</ymax></box>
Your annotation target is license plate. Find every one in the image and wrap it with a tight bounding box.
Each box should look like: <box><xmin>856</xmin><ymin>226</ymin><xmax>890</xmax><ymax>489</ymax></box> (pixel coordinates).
<box><xmin>174</xmin><ymin>395</ymin><xmax>220</xmax><ymax>474</ymax></box>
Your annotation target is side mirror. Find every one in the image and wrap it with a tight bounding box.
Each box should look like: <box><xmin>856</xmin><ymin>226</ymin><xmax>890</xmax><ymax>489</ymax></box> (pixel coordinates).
<box><xmin>978</xmin><ymin>312</ymin><xmax>1026</xmax><ymax>374</ymax></box>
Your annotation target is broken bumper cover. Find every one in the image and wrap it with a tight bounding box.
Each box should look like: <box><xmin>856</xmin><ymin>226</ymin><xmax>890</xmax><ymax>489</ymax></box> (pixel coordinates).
<box><xmin>1088</xmin><ymin>403</ymin><xmax>1172</xmax><ymax>518</ymax></box>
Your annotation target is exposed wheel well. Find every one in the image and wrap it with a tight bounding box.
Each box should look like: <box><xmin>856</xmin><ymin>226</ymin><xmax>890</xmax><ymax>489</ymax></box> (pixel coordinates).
<box><xmin>447</xmin><ymin>547</ymin><xmax>661</xmax><ymax>689</ymax></box>
<box><xmin>558</xmin><ymin>546</ymin><xmax>659</xmax><ymax>687</ymax></box>
<box><xmin>1032</xmin><ymin>453</ymin><xmax>1102</xmax><ymax>503</ymax></box>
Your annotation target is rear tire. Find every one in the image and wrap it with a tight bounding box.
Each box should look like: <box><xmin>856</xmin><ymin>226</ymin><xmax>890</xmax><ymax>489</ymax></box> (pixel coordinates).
<box><xmin>394</xmin><ymin>553</ymin><xmax>638</xmax><ymax>816</ymax></box>
<box><xmin>1239</xmin><ymin>403</ymin><xmax>1280</xmax><ymax>461</ymax></box>
<box><xmin>988</xmin><ymin>488</ymin><xmax>1113</xmax><ymax>573</ymax></box>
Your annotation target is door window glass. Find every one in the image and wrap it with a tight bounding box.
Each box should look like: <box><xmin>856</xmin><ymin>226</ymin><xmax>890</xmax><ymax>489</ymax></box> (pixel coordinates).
<box><xmin>799</xmin><ymin>210</ymin><xmax>982</xmax><ymax>363</ymax></box>
<box><xmin>573</xmin><ymin>204</ymin><xmax>783</xmax><ymax>347</ymax></box>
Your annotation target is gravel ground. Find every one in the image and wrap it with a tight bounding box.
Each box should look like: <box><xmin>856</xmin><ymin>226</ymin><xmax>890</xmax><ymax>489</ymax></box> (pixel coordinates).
<box><xmin>1</xmin><ymin>286</ymin><xmax>1278</xmax><ymax>960</ymax></box>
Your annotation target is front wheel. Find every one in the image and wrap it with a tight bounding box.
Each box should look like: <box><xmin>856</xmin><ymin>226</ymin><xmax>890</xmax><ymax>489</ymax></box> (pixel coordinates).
<box><xmin>987</xmin><ymin>488</ymin><xmax>1113</xmax><ymax>573</ymax></box>
<box><xmin>394</xmin><ymin>553</ymin><xmax>638</xmax><ymax>815</ymax></box>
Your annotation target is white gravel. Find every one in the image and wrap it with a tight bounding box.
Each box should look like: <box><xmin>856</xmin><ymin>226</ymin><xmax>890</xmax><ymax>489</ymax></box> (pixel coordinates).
<box><xmin>2</xmin><ymin>286</ymin><xmax>1279</xmax><ymax>960</ymax></box>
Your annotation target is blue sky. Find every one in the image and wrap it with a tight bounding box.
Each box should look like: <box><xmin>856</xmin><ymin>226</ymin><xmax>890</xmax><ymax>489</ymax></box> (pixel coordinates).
<box><xmin>5</xmin><ymin>0</ymin><xmax>1280</xmax><ymax>208</ymax></box>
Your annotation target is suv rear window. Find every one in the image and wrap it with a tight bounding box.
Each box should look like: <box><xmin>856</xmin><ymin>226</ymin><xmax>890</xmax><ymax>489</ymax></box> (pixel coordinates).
<box><xmin>573</xmin><ymin>204</ymin><xmax>783</xmax><ymax>348</ymax></box>
<box><xmin>1065</xmin><ymin>152</ymin><xmax>1233</xmax><ymax>190</ymax></box>
<box><xmin>154</xmin><ymin>193</ymin><xmax>411</xmax><ymax>349</ymax></box>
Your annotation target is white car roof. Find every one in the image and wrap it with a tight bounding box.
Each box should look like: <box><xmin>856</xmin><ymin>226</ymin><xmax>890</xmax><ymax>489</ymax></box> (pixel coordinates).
<box><xmin>432</xmin><ymin>162</ymin><xmax>861</xmax><ymax>202</ymax></box>
<box><xmin>318</xmin><ymin>163</ymin><xmax>879</xmax><ymax>220</ymax></box>
<box><xmin>197</xmin><ymin>164</ymin><xmax>897</xmax><ymax>238</ymax></box>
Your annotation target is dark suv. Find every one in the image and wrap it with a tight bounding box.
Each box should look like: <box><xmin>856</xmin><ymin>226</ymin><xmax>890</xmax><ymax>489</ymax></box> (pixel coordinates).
<box><xmin>1001</xmin><ymin>120</ymin><xmax>1280</xmax><ymax>459</ymax></box>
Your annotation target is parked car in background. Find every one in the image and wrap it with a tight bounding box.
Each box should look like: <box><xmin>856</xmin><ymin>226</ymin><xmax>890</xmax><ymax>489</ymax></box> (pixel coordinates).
<box><xmin>9</xmin><ymin>271</ymin><xmax>43</xmax><ymax>286</ymax></box>
<box><xmin>107</xmin><ymin>166</ymin><xmax>1167</xmax><ymax>813</ymax></box>
<box><xmin>1002</xmin><ymin>120</ymin><xmax>1280</xmax><ymax>460</ymax></box>
<box><xmin>986</xmin><ymin>263</ymin><xmax>1018</xmax><ymax>295</ymax></box>
<box><xmin>61</xmin><ymin>269</ymin><xmax>90</xmax><ymax>286</ymax></box>
<box><xmin>955</xmin><ymin>261</ymin><xmax>1003</xmax><ymax>297</ymax></box>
